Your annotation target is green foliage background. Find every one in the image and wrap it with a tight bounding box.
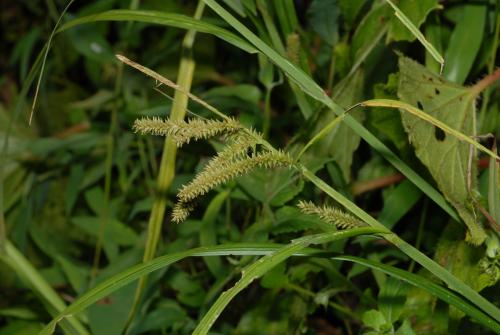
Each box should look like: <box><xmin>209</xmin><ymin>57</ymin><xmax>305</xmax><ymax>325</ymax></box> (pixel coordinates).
<box><xmin>1</xmin><ymin>0</ymin><xmax>499</xmax><ymax>334</ymax></box>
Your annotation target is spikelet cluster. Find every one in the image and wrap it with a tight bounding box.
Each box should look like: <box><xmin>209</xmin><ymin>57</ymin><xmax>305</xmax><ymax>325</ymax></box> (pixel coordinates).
<box><xmin>297</xmin><ymin>200</ymin><xmax>366</xmax><ymax>229</ymax></box>
<box><xmin>133</xmin><ymin>117</ymin><xmax>242</xmax><ymax>147</ymax></box>
<box><xmin>172</xmin><ymin>150</ymin><xmax>293</xmax><ymax>223</ymax></box>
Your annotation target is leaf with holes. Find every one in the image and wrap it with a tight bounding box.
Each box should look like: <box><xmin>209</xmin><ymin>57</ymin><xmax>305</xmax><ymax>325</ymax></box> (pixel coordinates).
<box><xmin>397</xmin><ymin>56</ymin><xmax>485</xmax><ymax>244</ymax></box>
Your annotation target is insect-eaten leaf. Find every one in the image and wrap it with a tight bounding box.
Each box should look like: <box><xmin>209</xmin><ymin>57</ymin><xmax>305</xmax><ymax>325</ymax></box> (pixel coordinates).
<box><xmin>397</xmin><ymin>56</ymin><xmax>486</xmax><ymax>244</ymax></box>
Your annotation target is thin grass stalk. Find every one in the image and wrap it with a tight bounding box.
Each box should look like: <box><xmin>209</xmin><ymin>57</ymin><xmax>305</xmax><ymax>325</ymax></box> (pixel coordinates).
<box><xmin>30</xmin><ymin>0</ymin><xmax>76</xmax><ymax>124</ymax></box>
<box><xmin>127</xmin><ymin>0</ymin><xmax>205</xmax><ymax>323</ymax></box>
<box><xmin>90</xmin><ymin>61</ymin><xmax>123</xmax><ymax>282</ymax></box>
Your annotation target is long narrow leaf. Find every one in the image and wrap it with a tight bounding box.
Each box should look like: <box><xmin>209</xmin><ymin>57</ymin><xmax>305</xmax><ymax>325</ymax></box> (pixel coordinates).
<box><xmin>38</xmin><ymin>239</ymin><xmax>499</xmax><ymax>334</ymax></box>
<box><xmin>335</xmin><ymin>255</ymin><xmax>500</xmax><ymax>333</ymax></box>
<box><xmin>361</xmin><ymin>99</ymin><xmax>500</xmax><ymax>161</ymax></box>
<box><xmin>300</xmin><ymin>167</ymin><xmax>500</xmax><ymax>324</ymax></box>
<box><xmin>57</xmin><ymin>9</ymin><xmax>257</xmax><ymax>54</ymax></box>
<box><xmin>384</xmin><ymin>0</ymin><xmax>444</xmax><ymax>72</ymax></box>
<box><xmin>38</xmin><ymin>243</ymin><xmax>330</xmax><ymax>334</ymax></box>
<box><xmin>203</xmin><ymin>0</ymin><xmax>460</xmax><ymax>223</ymax></box>
<box><xmin>193</xmin><ymin>228</ymin><xmax>382</xmax><ymax>335</ymax></box>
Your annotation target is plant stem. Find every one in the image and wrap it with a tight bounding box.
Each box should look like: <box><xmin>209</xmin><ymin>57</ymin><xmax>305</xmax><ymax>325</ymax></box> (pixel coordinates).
<box><xmin>126</xmin><ymin>0</ymin><xmax>205</xmax><ymax>324</ymax></box>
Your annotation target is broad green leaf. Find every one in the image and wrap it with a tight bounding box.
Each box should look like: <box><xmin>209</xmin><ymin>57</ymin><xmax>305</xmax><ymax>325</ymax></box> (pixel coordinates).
<box><xmin>362</xmin><ymin>309</ymin><xmax>390</xmax><ymax>332</ymax></box>
<box><xmin>193</xmin><ymin>228</ymin><xmax>380</xmax><ymax>335</ymax></box>
<box><xmin>379</xmin><ymin>277</ymin><xmax>409</xmax><ymax>323</ymax></box>
<box><xmin>308</xmin><ymin>0</ymin><xmax>340</xmax><ymax>46</ymax></box>
<box><xmin>168</xmin><ymin>271</ymin><xmax>206</xmax><ymax>307</ymax></box>
<box><xmin>387</xmin><ymin>0</ymin><xmax>439</xmax><ymax>42</ymax></box>
<box><xmin>395</xmin><ymin>319</ymin><xmax>416</xmax><ymax>335</ymax></box>
<box><xmin>434</xmin><ymin>224</ymin><xmax>499</xmax><ymax>320</ymax></box>
<box><xmin>65</xmin><ymin>24</ymin><xmax>114</xmax><ymax>63</ymax></box>
<box><xmin>335</xmin><ymin>255</ymin><xmax>500</xmax><ymax>333</ymax></box>
<box><xmin>443</xmin><ymin>4</ymin><xmax>486</xmax><ymax>84</ymax></box>
<box><xmin>0</xmin><ymin>320</ymin><xmax>43</xmax><ymax>335</ymax></box>
<box><xmin>237</xmin><ymin>168</ymin><xmax>303</xmax><ymax>206</ymax></box>
<box><xmin>87</xmin><ymin>283</ymin><xmax>136</xmax><ymax>335</ymax></box>
<box><xmin>397</xmin><ymin>56</ymin><xmax>486</xmax><ymax>244</ymax></box>
<box><xmin>339</xmin><ymin>0</ymin><xmax>368</xmax><ymax>28</ymax></box>
<box><xmin>377</xmin><ymin>180</ymin><xmax>422</xmax><ymax>230</ymax></box>
<box><xmin>312</xmin><ymin>70</ymin><xmax>365</xmax><ymax>182</ymax></box>
<box><xmin>136</xmin><ymin>300</ymin><xmax>188</xmax><ymax>333</ymax></box>
<box><xmin>260</xmin><ymin>262</ymin><xmax>289</xmax><ymax>289</ymax></box>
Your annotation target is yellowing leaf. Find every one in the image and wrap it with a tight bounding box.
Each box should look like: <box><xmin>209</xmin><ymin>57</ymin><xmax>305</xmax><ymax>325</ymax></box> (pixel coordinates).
<box><xmin>397</xmin><ymin>56</ymin><xmax>486</xmax><ymax>245</ymax></box>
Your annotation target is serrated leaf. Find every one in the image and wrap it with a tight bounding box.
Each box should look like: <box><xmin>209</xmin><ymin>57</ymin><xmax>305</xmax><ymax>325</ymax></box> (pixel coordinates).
<box><xmin>387</xmin><ymin>0</ymin><xmax>440</xmax><ymax>42</ymax></box>
<box><xmin>312</xmin><ymin>70</ymin><xmax>365</xmax><ymax>182</ymax></box>
<box><xmin>397</xmin><ymin>56</ymin><xmax>486</xmax><ymax>244</ymax></box>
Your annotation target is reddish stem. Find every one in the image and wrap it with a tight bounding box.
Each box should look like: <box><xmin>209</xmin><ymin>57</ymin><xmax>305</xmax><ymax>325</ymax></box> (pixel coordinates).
<box><xmin>471</xmin><ymin>68</ymin><xmax>500</xmax><ymax>95</ymax></box>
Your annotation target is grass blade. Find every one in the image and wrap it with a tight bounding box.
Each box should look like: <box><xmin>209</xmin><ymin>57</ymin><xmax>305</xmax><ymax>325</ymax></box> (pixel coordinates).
<box><xmin>361</xmin><ymin>99</ymin><xmax>500</xmax><ymax>161</ymax></box>
<box><xmin>192</xmin><ymin>228</ymin><xmax>382</xmax><ymax>335</ymax></box>
<box><xmin>37</xmin><ymin>237</ymin><xmax>500</xmax><ymax>334</ymax></box>
<box><xmin>384</xmin><ymin>0</ymin><xmax>445</xmax><ymax>73</ymax></box>
<box><xmin>38</xmin><ymin>243</ymin><xmax>330</xmax><ymax>334</ymax></box>
<box><xmin>335</xmin><ymin>255</ymin><xmax>500</xmax><ymax>333</ymax></box>
<box><xmin>203</xmin><ymin>0</ymin><xmax>460</xmax><ymax>222</ymax></box>
<box><xmin>57</xmin><ymin>9</ymin><xmax>258</xmax><ymax>54</ymax></box>
<box><xmin>300</xmin><ymin>166</ymin><xmax>500</xmax><ymax>324</ymax></box>
<box><xmin>0</xmin><ymin>240</ymin><xmax>89</xmax><ymax>335</ymax></box>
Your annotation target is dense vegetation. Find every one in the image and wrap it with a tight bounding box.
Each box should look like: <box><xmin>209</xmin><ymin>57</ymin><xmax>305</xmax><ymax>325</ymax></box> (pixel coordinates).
<box><xmin>1</xmin><ymin>0</ymin><xmax>499</xmax><ymax>334</ymax></box>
